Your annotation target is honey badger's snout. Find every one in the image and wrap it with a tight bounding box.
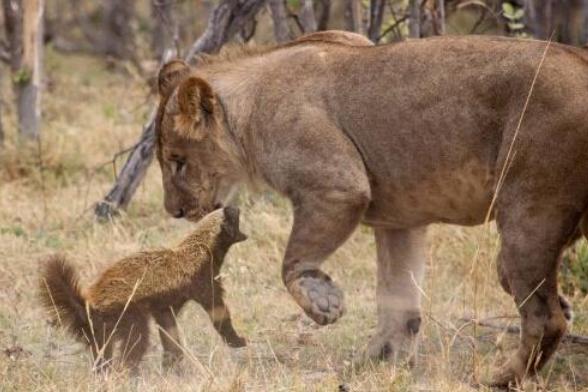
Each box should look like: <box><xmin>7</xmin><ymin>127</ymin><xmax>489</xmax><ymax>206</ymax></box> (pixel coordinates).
<box><xmin>222</xmin><ymin>206</ymin><xmax>247</xmax><ymax>242</ymax></box>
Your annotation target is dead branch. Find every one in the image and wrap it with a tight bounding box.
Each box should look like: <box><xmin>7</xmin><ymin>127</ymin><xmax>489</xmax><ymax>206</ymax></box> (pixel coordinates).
<box><xmin>316</xmin><ymin>0</ymin><xmax>331</xmax><ymax>31</ymax></box>
<box><xmin>461</xmin><ymin>317</ymin><xmax>588</xmax><ymax>345</ymax></box>
<box><xmin>298</xmin><ymin>0</ymin><xmax>318</xmax><ymax>33</ymax></box>
<box><xmin>368</xmin><ymin>0</ymin><xmax>385</xmax><ymax>43</ymax></box>
<box><xmin>268</xmin><ymin>0</ymin><xmax>292</xmax><ymax>43</ymax></box>
<box><xmin>408</xmin><ymin>0</ymin><xmax>421</xmax><ymax>38</ymax></box>
<box><xmin>344</xmin><ymin>0</ymin><xmax>364</xmax><ymax>34</ymax></box>
<box><xmin>186</xmin><ymin>0</ymin><xmax>267</xmax><ymax>60</ymax></box>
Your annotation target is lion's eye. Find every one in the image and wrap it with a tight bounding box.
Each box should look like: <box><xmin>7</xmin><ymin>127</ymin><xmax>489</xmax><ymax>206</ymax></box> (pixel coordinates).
<box><xmin>169</xmin><ymin>156</ymin><xmax>186</xmax><ymax>176</ymax></box>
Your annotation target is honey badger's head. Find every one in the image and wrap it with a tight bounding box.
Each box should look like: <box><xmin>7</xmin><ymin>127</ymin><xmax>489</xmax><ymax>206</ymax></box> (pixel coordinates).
<box><xmin>219</xmin><ymin>206</ymin><xmax>247</xmax><ymax>245</ymax></box>
<box><xmin>179</xmin><ymin>207</ymin><xmax>247</xmax><ymax>252</ymax></box>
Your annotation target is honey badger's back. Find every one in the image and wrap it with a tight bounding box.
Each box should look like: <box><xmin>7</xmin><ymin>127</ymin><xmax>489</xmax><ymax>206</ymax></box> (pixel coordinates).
<box><xmin>86</xmin><ymin>209</ymin><xmax>228</xmax><ymax>311</ymax></box>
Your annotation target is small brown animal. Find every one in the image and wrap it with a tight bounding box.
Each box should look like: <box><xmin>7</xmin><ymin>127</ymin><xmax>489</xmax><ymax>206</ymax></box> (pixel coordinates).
<box><xmin>40</xmin><ymin>207</ymin><xmax>247</xmax><ymax>372</ymax></box>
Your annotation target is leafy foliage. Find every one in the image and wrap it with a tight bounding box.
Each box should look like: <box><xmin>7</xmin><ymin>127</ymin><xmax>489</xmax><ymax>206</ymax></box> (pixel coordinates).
<box><xmin>502</xmin><ymin>2</ymin><xmax>527</xmax><ymax>36</ymax></box>
<box><xmin>561</xmin><ymin>240</ymin><xmax>588</xmax><ymax>295</ymax></box>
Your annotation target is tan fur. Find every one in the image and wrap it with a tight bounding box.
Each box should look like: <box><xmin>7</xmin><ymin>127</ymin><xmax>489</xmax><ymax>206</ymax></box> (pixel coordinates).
<box><xmin>154</xmin><ymin>32</ymin><xmax>588</xmax><ymax>386</ymax></box>
<box><xmin>40</xmin><ymin>208</ymin><xmax>246</xmax><ymax>372</ymax></box>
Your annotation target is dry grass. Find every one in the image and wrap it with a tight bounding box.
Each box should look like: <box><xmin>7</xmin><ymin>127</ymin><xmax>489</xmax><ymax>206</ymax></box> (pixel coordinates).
<box><xmin>1</xmin><ymin>50</ymin><xmax>587</xmax><ymax>392</ymax></box>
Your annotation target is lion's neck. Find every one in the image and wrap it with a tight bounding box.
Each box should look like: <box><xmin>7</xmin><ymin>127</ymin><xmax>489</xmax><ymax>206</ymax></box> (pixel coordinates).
<box><xmin>199</xmin><ymin>60</ymin><xmax>267</xmax><ymax>188</ymax></box>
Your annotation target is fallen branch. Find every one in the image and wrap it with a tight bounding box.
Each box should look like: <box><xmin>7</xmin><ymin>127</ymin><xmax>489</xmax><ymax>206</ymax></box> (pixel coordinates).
<box><xmin>460</xmin><ymin>317</ymin><xmax>588</xmax><ymax>345</ymax></box>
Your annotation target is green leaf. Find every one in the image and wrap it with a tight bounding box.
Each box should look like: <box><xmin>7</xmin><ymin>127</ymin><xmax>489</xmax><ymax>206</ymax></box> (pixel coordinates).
<box><xmin>514</xmin><ymin>8</ymin><xmax>525</xmax><ymax>19</ymax></box>
<box><xmin>508</xmin><ymin>22</ymin><xmax>525</xmax><ymax>30</ymax></box>
<box><xmin>12</xmin><ymin>68</ymin><xmax>31</xmax><ymax>85</ymax></box>
<box><xmin>502</xmin><ymin>2</ymin><xmax>515</xmax><ymax>16</ymax></box>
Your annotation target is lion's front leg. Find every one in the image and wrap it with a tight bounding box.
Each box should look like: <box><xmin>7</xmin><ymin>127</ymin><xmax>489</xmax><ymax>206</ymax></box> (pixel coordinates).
<box><xmin>282</xmin><ymin>191</ymin><xmax>369</xmax><ymax>325</ymax></box>
<box><xmin>365</xmin><ymin>227</ymin><xmax>427</xmax><ymax>365</ymax></box>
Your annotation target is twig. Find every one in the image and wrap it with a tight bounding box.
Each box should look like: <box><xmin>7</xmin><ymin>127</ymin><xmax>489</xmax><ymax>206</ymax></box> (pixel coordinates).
<box><xmin>460</xmin><ymin>317</ymin><xmax>588</xmax><ymax>345</ymax></box>
<box><xmin>378</xmin><ymin>15</ymin><xmax>409</xmax><ymax>41</ymax></box>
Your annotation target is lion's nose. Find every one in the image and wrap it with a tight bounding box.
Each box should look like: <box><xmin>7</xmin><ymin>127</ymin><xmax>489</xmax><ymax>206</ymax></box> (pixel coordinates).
<box><xmin>172</xmin><ymin>208</ymin><xmax>186</xmax><ymax>219</ymax></box>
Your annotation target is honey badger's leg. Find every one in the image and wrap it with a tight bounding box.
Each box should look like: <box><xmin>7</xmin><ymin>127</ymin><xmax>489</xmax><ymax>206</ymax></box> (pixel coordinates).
<box><xmin>118</xmin><ymin>313</ymin><xmax>149</xmax><ymax>372</ymax></box>
<box><xmin>153</xmin><ymin>307</ymin><xmax>184</xmax><ymax>369</ymax></box>
<box><xmin>89</xmin><ymin>319</ymin><xmax>114</xmax><ymax>372</ymax></box>
<box><xmin>197</xmin><ymin>281</ymin><xmax>246</xmax><ymax>348</ymax></box>
<box><xmin>365</xmin><ymin>227</ymin><xmax>427</xmax><ymax>365</ymax></box>
<box><xmin>489</xmin><ymin>203</ymin><xmax>580</xmax><ymax>387</ymax></box>
<box><xmin>282</xmin><ymin>188</ymin><xmax>369</xmax><ymax>325</ymax></box>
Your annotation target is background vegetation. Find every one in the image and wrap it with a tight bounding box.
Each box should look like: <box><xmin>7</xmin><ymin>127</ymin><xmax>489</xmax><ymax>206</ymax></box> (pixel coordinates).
<box><xmin>1</xmin><ymin>1</ymin><xmax>588</xmax><ymax>391</ymax></box>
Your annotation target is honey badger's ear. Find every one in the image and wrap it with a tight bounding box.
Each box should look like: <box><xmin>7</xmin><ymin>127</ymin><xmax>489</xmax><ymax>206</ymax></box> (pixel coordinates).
<box><xmin>158</xmin><ymin>59</ymin><xmax>190</xmax><ymax>97</ymax></box>
<box><xmin>176</xmin><ymin>76</ymin><xmax>216</xmax><ymax>140</ymax></box>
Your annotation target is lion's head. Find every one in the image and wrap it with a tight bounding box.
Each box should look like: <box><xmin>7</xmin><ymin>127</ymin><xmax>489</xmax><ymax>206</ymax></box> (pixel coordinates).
<box><xmin>155</xmin><ymin>60</ymin><xmax>242</xmax><ymax>222</ymax></box>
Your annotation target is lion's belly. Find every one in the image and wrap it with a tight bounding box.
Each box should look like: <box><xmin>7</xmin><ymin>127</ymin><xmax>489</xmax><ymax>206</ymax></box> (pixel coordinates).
<box><xmin>362</xmin><ymin>160</ymin><xmax>495</xmax><ymax>229</ymax></box>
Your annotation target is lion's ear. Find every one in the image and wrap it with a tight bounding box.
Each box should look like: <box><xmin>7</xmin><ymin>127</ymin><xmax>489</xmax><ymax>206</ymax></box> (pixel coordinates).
<box><xmin>158</xmin><ymin>59</ymin><xmax>190</xmax><ymax>97</ymax></box>
<box><xmin>176</xmin><ymin>76</ymin><xmax>216</xmax><ymax>140</ymax></box>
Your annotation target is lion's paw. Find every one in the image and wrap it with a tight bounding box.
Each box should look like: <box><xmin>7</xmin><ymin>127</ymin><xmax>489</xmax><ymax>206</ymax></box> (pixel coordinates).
<box><xmin>287</xmin><ymin>271</ymin><xmax>345</xmax><ymax>325</ymax></box>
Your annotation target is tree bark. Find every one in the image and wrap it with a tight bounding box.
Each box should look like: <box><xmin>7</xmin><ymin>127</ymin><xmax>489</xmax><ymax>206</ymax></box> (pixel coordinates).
<box><xmin>0</xmin><ymin>71</ymin><xmax>3</xmax><ymax>146</ymax></box>
<box><xmin>18</xmin><ymin>0</ymin><xmax>43</xmax><ymax>139</ymax></box>
<box><xmin>316</xmin><ymin>0</ymin><xmax>331</xmax><ymax>31</ymax></box>
<box><xmin>436</xmin><ymin>0</ymin><xmax>445</xmax><ymax>35</ymax></box>
<box><xmin>0</xmin><ymin>0</ymin><xmax>21</xmax><ymax>144</ymax></box>
<box><xmin>96</xmin><ymin>0</ymin><xmax>268</xmax><ymax>218</ymax></box>
<box><xmin>344</xmin><ymin>0</ymin><xmax>364</xmax><ymax>34</ymax></box>
<box><xmin>3</xmin><ymin>0</ymin><xmax>23</xmax><ymax>70</ymax></box>
<box><xmin>186</xmin><ymin>0</ymin><xmax>267</xmax><ymax>60</ymax></box>
<box><xmin>101</xmin><ymin>0</ymin><xmax>136</xmax><ymax>60</ymax></box>
<box><xmin>525</xmin><ymin>0</ymin><xmax>552</xmax><ymax>40</ymax></box>
<box><xmin>298</xmin><ymin>0</ymin><xmax>317</xmax><ymax>33</ymax></box>
<box><xmin>268</xmin><ymin>0</ymin><xmax>291</xmax><ymax>42</ymax></box>
<box><xmin>408</xmin><ymin>0</ymin><xmax>421</xmax><ymax>38</ymax></box>
<box><xmin>152</xmin><ymin>0</ymin><xmax>177</xmax><ymax>59</ymax></box>
<box><xmin>368</xmin><ymin>0</ymin><xmax>385</xmax><ymax>43</ymax></box>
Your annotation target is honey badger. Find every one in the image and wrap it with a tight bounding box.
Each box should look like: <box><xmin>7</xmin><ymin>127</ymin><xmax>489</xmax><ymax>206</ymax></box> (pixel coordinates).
<box><xmin>40</xmin><ymin>207</ymin><xmax>247</xmax><ymax>371</ymax></box>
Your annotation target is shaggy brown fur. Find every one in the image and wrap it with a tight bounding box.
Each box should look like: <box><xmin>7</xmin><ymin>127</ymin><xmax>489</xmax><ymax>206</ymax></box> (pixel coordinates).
<box><xmin>154</xmin><ymin>32</ymin><xmax>588</xmax><ymax>386</ymax></box>
<box><xmin>40</xmin><ymin>207</ymin><xmax>247</xmax><ymax>372</ymax></box>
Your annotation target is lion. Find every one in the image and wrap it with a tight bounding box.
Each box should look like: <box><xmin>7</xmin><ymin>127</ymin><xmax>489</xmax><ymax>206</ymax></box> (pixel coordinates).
<box><xmin>154</xmin><ymin>31</ymin><xmax>588</xmax><ymax>387</ymax></box>
<box><xmin>40</xmin><ymin>207</ymin><xmax>247</xmax><ymax>372</ymax></box>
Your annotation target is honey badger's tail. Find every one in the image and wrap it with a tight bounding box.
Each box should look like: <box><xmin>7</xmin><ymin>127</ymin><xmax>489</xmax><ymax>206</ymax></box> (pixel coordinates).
<box><xmin>39</xmin><ymin>255</ymin><xmax>94</xmax><ymax>342</ymax></box>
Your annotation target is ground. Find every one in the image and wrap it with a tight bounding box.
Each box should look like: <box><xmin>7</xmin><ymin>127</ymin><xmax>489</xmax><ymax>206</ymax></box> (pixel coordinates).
<box><xmin>0</xmin><ymin>51</ymin><xmax>587</xmax><ymax>392</ymax></box>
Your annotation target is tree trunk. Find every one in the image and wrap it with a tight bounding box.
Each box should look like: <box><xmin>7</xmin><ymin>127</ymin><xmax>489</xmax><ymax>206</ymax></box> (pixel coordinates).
<box><xmin>0</xmin><ymin>0</ymin><xmax>21</xmax><ymax>144</ymax></box>
<box><xmin>96</xmin><ymin>0</ymin><xmax>268</xmax><ymax>218</ymax></box>
<box><xmin>101</xmin><ymin>0</ymin><xmax>135</xmax><ymax>59</ymax></box>
<box><xmin>525</xmin><ymin>0</ymin><xmax>552</xmax><ymax>40</ymax></box>
<box><xmin>0</xmin><ymin>73</ymin><xmax>3</xmax><ymax>146</ymax></box>
<box><xmin>344</xmin><ymin>0</ymin><xmax>364</xmax><ymax>34</ymax></box>
<box><xmin>580</xmin><ymin>0</ymin><xmax>588</xmax><ymax>45</ymax></box>
<box><xmin>316</xmin><ymin>0</ymin><xmax>331</xmax><ymax>31</ymax></box>
<box><xmin>436</xmin><ymin>0</ymin><xmax>445</xmax><ymax>35</ymax></box>
<box><xmin>186</xmin><ymin>0</ymin><xmax>267</xmax><ymax>60</ymax></box>
<box><xmin>268</xmin><ymin>0</ymin><xmax>291</xmax><ymax>42</ymax></box>
<box><xmin>408</xmin><ymin>0</ymin><xmax>421</xmax><ymax>38</ymax></box>
<box><xmin>151</xmin><ymin>0</ymin><xmax>176</xmax><ymax>59</ymax></box>
<box><xmin>298</xmin><ymin>0</ymin><xmax>317</xmax><ymax>33</ymax></box>
<box><xmin>4</xmin><ymin>0</ymin><xmax>44</xmax><ymax>139</ymax></box>
<box><xmin>368</xmin><ymin>0</ymin><xmax>385</xmax><ymax>43</ymax></box>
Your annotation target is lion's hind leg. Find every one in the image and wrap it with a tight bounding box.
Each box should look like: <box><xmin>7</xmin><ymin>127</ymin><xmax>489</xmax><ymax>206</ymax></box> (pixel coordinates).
<box><xmin>489</xmin><ymin>203</ymin><xmax>580</xmax><ymax>387</ymax></box>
